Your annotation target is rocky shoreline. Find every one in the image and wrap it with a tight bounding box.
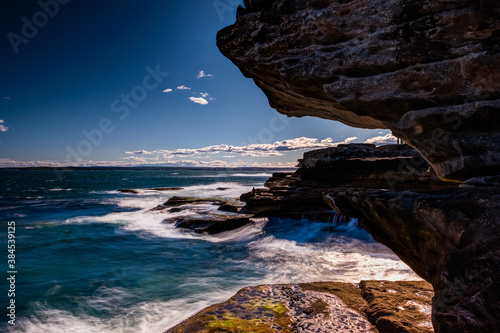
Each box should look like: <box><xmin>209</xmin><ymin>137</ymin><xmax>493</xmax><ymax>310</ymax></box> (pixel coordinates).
<box><xmin>166</xmin><ymin>281</ymin><xmax>433</xmax><ymax>333</ymax></box>
<box><xmin>162</xmin><ymin>140</ymin><xmax>499</xmax><ymax>331</ymax></box>
<box><xmin>163</xmin><ymin>144</ymin><xmax>440</xmax><ymax>332</ymax></box>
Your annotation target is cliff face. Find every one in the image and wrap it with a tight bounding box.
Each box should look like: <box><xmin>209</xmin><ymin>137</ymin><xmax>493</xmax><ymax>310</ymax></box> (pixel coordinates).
<box><xmin>217</xmin><ymin>1</ymin><xmax>500</xmax><ymax>332</ymax></box>
<box><xmin>217</xmin><ymin>0</ymin><xmax>500</xmax><ymax>181</ymax></box>
<box><xmin>324</xmin><ymin>186</ymin><xmax>500</xmax><ymax>333</ymax></box>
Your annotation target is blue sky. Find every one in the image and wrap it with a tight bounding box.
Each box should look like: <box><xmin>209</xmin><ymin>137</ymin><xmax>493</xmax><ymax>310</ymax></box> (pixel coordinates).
<box><xmin>0</xmin><ymin>0</ymin><xmax>393</xmax><ymax>167</ymax></box>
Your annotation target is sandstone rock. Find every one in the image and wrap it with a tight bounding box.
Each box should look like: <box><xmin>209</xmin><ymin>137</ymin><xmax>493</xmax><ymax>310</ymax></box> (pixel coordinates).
<box><xmin>235</xmin><ymin>144</ymin><xmax>499</xmax><ymax>331</ymax></box>
<box><xmin>150</xmin><ymin>196</ymin><xmax>225</xmax><ymax>211</ymax></box>
<box><xmin>324</xmin><ymin>187</ymin><xmax>500</xmax><ymax>332</ymax></box>
<box><xmin>163</xmin><ymin>196</ymin><xmax>225</xmax><ymax>206</ymax></box>
<box><xmin>359</xmin><ymin>280</ymin><xmax>434</xmax><ymax>333</ymax></box>
<box><xmin>217</xmin><ymin>2</ymin><xmax>500</xmax><ymax>329</ymax></box>
<box><xmin>298</xmin><ymin>144</ymin><xmax>454</xmax><ymax>190</ymax></box>
<box><xmin>217</xmin><ymin>0</ymin><xmax>500</xmax><ymax>181</ymax></box>
<box><xmin>237</xmin><ymin>0</ymin><xmax>279</xmax><ymax>17</ymax></box>
<box><xmin>239</xmin><ymin>145</ymin><xmax>456</xmax><ymax>220</ymax></box>
<box><xmin>299</xmin><ymin>144</ymin><xmax>420</xmax><ymax>169</ymax></box>
<box><xmin>166</xmin><ymin>281</ymin><xmax>433</xmax><ymax>333</ymax></box>
<box><xmin>240</xmin><ymin>171</ymin><xmax>335</xmax><ymax>218</ymax></box>
<box><xmin>162</xmin><ymin>213</ymin><xmax>254</xmax><ymax>234</ymax></box>
<box><xmin>218</xmin><ymin>200</ymin><xmax>246</xmax><ymax>213</ymax></box>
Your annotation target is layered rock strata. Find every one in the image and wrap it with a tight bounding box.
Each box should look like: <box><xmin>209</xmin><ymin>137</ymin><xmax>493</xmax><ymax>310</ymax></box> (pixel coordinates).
<box><xmin>241</xmin><ymin>144</ymin><xmax>456</xmax><ymax>218</ymax></box>
<box><xmin>240</xmin><ymin>171</ymin><xmax>338</xmax><ymax>219</ymax></box>
<box><xmin>324</xmin><ymin>187</ymin><xmax>500</xmax><ymax>333</ymax></box>
<box><xmin>217</xmin><ymin>0</ymin><xmax>500</xmax><ymax>181</ymax></box>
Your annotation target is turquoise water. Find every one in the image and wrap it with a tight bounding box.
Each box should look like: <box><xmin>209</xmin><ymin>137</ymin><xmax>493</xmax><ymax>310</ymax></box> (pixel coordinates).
<box><xmin>0</xmin><ymin>169</ymin><xmax>417</xmax><ymax>332</ymax></box>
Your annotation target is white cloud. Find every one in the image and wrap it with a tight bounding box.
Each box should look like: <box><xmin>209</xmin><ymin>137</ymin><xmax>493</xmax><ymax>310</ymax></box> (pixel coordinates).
<box><xmin>176</xmin><ymin>85</ymin><xmax>191</xmax><ymax>90</ymax></box>
<box><xmin>197</xmin><ymin>70</ymin><xmax>213</xmax><ymax>79</ymax></box>
<box><xmin>0</xmin><ymin>136</ymin><xmax>370</xmax><ymax>169</ymax></box>
<box><xmin>125</xmin><ymin>150</ymin><xmax>154</xmax><ymax>155</ymax></box>
<box><xmin>0</xmin><ymin>120</ymin><xmax>9</xmax><ymax>132</ymax></box>
<box><xmin>147</xmin><ymin>136</ymin><xmax>359</xmax><ymax>159</ymax></box>
<box><xmin>189</xmin><ymin>97</ymin><xmax>209</xmax><ymax>105</ymax></box>
<box><xmin>0</xmin><ymin>156</ymin><xmax>298</xmax><ymax>169</ymax></box>
<box><xmin>162</xmin><ymin>88</ymin><xmax>173</xmax><ymax>93</ymax></box>
<box><xmin>0</xmin><ymin>158</ymin><xmax>136</xmax><ymax>168</ymax></box>
<box><xmin>200</xmin><ymin>92</ymin><xmax>210</xmax><ymax>98</ymax></box>
<box><xmin>364</xmin><ymin>133</ymin><xmax>398</xmax><ymax>146</ymax></box>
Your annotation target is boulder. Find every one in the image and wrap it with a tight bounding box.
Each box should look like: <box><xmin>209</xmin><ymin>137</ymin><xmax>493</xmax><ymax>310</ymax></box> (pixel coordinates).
<box><xmin>218</xmin><ymin>200</ymin><xmax>246</xmax><ymax>213</ymax></box>
<box><xmin>162</xmin><ymin>213</ymin><xmax>254</xmax><ymax>234</ymax></box>
<box><xmin>117</xmin><ymin>189</ymin><xmax>140</xmax><ymax>194</ymax></box>
<box><xmin>150</xmin><ymin>196</ymin><xmax>226</xmax><ymax>211</ymax></box>
<box><xmin>146</xmin><ymin>187</ymin><xmax>184</xmax><ymax>191</ymax></box>
<box><xmin>117</xmin><ymin>187</ymin><xmax>184</xmax><ymax>194</ymax></box>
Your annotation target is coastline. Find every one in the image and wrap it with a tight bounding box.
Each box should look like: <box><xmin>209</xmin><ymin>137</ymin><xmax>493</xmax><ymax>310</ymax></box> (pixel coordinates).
<box><xmin>2</xmin><ymin>168</ymin><xmax>418</xmax><ymax>332</ymax></box>
<box><xmin>163</xmin><ymin>144</ymin><xmax>439</xmax><ymax>332</ymax></box>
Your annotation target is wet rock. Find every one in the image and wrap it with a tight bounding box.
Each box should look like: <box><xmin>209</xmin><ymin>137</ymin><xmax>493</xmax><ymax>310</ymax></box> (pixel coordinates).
<box><xmin>146</xmin><ymin>187</ymin><xmax>184</xmax><ymax>191</ymax></box>
<box><xmin>117</xmin><ymin>187</ymin><xmax>184</xmax><ymax>194</ymax></box>
<box><xmin>239</xmin><ymin>171</ymin><xmax>335</xmax><ymax>218</ymax></box>
<box><xmin>218</xmin><ymin>200</ymin><xmax>246</xmax><ymax>213</ymax></box>
<box><xmin>166</xmin><ymin>281</ymin><xmax>433</xmax><ymax>333</ymax></box>
<box><xmin>150</xmin><ymin>196</ymin><xmax>226</xmax><ymax>211</ymax></box>
<box><xmin>162</xmin><ymin>213</ymin><xmax>254</xmax><ymax>234</ymax></box>
<box><xmin>117</xmin><ymin>189</ymin><xmax>140</xmax><ymax>194</ymax></box>
<box><xmin>216</xmin><ymin>187</ymin><xmax>231</xmax><ymax>191</ymax></box>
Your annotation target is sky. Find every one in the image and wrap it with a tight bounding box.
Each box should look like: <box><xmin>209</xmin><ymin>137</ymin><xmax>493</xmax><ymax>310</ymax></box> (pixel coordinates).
<box><xmin>0</xmin><ymin>0</ymin><xmax>394</xmax><ymax>168</ymax></box>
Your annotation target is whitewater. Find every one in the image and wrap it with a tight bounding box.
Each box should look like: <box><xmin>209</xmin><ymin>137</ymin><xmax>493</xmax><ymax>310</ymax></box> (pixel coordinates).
<box><xmin>0</xmin><ymin>169</ymin><xmax>419</xmax><ymax>332</ymax></box>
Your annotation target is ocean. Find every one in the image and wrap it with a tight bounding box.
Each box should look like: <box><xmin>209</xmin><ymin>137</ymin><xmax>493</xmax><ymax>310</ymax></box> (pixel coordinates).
<box><xmin>0</xmin><ymin>169</ymin><xmax>418</xmax><ymax>332</ymax></box>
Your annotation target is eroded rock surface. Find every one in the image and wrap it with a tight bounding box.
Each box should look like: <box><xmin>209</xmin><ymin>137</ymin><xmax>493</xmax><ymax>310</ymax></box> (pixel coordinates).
<box><xmin>166</xmin><ymin>281</ymin><xmax>433</xmax><ymax>333</ymax></box>
<box><xmin>217</xmin><ymin>0</ymin><xmax>500</xmax><ymax>181</ymax></box>
<box><xmin>325</xmin><ymin>187</ymin><xmax>500</xmax><ymax>332</ymax></box>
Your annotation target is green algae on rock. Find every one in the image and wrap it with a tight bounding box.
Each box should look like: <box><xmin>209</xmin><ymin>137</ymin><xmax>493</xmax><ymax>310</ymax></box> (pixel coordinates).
<box><xmin>166</xmin><ymin>281</ymin><xmax>433</xmax><ymax>332</ymax></box>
